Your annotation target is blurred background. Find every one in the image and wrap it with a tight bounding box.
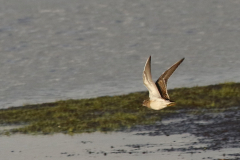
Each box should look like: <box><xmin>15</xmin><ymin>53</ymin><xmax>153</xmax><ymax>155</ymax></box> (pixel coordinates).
<box><xmin>0</xmin><ymin>0</ymin><xmax>240</xmax><ymax>108</ymax></box>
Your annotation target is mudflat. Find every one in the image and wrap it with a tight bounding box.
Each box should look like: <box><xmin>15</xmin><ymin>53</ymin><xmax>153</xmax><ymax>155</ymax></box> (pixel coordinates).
<box><xmin>1</xmin><ymin>106</ymin><xmax>240</xmax><ymax>160</ymax></box>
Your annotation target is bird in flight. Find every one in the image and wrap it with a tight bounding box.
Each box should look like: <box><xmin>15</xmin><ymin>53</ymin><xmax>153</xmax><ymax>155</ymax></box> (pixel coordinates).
<box><xmin>142</xmin><ymin>56</ymin><xmax>184</xmax><ymax>110</ymax></box>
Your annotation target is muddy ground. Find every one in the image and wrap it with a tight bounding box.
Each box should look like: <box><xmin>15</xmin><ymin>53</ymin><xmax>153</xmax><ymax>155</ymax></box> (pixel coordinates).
<box><xmin>124</xmin><ymin>106</ymin><xmax>240</xmax><ymax>160</ymax></box>
<box><xmin>1</xmin><ymin>106</ymin><xmax>240</xmax><ymax>160</ymax></box>
<box><xmin>131</xmin><ymin>107</ymin><xmax>240</xmax><ymax>150</ymax></box>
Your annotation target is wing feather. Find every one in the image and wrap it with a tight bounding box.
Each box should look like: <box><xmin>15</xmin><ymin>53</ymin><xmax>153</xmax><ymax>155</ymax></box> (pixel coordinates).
<box><xmin>156</xmin><ymin>58</ymin><xmax>184</xmax><ymax>100</ymax></box>
<box><xmin>143</xmin><ymin>56</ymin><xmax>162</xmax><ymax>100</ymax></box>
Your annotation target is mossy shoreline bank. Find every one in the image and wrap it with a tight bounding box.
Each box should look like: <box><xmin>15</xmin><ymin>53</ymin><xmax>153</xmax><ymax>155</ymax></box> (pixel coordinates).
<box><xmin>1</xmin><ymin>82</ymin><xmax>240</xmax><ymax>135</ymax></box>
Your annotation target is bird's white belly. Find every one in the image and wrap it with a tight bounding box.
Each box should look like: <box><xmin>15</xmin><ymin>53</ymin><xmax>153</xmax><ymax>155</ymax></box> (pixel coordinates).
<box><xmin>150</xmin><ymin>100</ymin><xmax>168</xmax><ymax>110</ymax></box>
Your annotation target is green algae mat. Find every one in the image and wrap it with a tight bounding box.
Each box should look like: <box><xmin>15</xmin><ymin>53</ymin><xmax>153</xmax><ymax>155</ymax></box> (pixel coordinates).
<box><xmin>1</xmin><ymin>82</ymin><xmax>240</xmax><ymax>135</ymax></box>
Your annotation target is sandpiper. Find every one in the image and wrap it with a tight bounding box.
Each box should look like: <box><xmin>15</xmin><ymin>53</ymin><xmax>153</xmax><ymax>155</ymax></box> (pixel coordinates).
<box><xmin>142</xmin><ymin>56</ymin><xmax>184</xmax><ymax>110</ymax></box>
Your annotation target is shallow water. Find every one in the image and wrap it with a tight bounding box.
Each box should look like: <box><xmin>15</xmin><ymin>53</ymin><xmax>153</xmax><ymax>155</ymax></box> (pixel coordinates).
<box><xmin>0</xmin><ymin>133</ymin><xmax>222</xmax><ymax>160</ymax></box>
<box><xmin>1</xmin><ymin>0</ymin><xmax>240</xmax><ymax>108</ymax></box>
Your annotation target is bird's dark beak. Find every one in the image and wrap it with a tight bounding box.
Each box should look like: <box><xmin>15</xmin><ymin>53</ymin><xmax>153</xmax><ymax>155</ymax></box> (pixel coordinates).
<box><xmin>167</xmin><ymin>102</ymin><xmax>176</xmax><ymax>107</ymax></box>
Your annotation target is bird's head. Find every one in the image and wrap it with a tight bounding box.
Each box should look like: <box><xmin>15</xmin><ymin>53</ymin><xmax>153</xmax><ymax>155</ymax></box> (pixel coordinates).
<box><xmin>142</xmin><ymin>99</ymin><xmax>151</xmax><ymax>108</ymax></box>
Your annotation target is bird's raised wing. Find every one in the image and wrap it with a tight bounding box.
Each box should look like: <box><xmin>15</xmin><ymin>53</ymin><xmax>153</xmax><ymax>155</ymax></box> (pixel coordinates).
<box><xmin>143</xmin><ymin>56</ymin><xmax>162</xmax><ymax>100</ymax></box>
<box><xmin>156</xmin><ymin>58</ymin><xmax>184</xmax><ymax>100</ymax></box>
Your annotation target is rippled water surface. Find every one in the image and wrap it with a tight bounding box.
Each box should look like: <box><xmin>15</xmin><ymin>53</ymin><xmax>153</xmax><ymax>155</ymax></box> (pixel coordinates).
<box><xmin>0</xmin><ymin>0</ymin><xmax>240</xmax><ymax>108</ymax></box>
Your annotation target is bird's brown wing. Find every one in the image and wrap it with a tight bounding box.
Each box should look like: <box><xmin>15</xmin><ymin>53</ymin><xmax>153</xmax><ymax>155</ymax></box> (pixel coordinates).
<box><xmin>155</xmin><ymin>58</ymin><xmax>185</xmax><ymax>100</ymax></box>
<box><xmin>157</xmin><ymin>79</ymin><xmax>170</xmax><ymax>100</ymax></box>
